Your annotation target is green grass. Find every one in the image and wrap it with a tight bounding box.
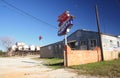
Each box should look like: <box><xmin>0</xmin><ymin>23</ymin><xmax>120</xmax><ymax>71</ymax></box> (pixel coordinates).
<box><xmin>32</xmin><ymin>57</ymin><xmax>64</xmax><ymax>69</ymax></box>
<box><xmin>32</xmin><ymin>57</ymin><xmax>120</xmax><ymax>77</ymax></box>
<box><xmin>43</xmin><ymin>58</ymin><xmax>64</xmax><ymax>69</ymax></box>
<box><xmin>69</xmin><ymin>59</ymin><xmax>120</xmax><ymax>77</ymax></box>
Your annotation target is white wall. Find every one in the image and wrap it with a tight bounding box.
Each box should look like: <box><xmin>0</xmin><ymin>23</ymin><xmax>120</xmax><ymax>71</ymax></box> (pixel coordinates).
<box><xmin>102</xmin><ymin>34</ymin><xmax>120</xmax><ymax>52</ymax></box>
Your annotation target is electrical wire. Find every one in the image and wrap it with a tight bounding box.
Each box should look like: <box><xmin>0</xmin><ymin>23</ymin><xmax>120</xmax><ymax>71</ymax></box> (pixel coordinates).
<box><xmin>1</xmin><ymin>0</ymin><xmax>57</xmax><ymax>29</ymax></box>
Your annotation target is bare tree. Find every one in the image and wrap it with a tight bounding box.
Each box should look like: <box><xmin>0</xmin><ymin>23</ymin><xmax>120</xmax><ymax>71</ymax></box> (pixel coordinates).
<box><xmin>0</xmin><ymin>37</ymin><xmax>15</xmax><ymax>51</ymax></box>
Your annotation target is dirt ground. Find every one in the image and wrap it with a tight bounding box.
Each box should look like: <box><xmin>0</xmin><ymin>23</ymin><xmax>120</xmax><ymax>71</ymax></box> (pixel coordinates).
<box><xmin>0</xmin><ymin>55</ymin><xmax>99</xmax><ymax>78</ymax></box>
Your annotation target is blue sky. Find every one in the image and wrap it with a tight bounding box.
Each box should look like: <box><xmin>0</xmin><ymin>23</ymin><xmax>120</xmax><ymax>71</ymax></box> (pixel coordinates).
<box><xmin>0</xmin><ymin>0</ymin><xmax>120</xmax><ymax>50</ymax></box>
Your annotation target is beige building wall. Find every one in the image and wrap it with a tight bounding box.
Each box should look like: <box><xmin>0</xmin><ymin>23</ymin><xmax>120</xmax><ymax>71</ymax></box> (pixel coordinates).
<box><xmin>103</xmin><ymin>51</ymin><xmax>119</xmax><ymax>61</ymax></box>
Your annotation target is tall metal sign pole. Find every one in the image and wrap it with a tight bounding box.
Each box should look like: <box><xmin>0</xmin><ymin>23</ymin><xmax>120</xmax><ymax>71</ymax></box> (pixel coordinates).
<box><xmin>95</xmin><ymin>5</ymin><xmax>104</xmax><ymax>61</ymax></box>
<box><xmin>57</xmin><ymin>11</ymin><xmax>74</xmax><ymax>66</ymax></box>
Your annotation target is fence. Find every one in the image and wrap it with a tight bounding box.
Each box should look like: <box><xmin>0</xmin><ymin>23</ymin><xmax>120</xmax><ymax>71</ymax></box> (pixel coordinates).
<box><xmin>64</xmin><ymin>45</ymin><xmax>118</xmax><ymax>66</ymax></box>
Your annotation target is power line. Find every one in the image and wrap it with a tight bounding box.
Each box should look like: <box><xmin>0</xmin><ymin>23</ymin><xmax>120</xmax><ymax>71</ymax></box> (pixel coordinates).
<box><xmin>1</xmin><ymin>0</ymin><xmax>57</xmax><ymax>29</ymax></box>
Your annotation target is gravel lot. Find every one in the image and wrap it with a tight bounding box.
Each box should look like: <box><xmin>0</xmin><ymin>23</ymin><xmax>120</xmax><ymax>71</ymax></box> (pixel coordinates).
<box><xmin>0</xmin><ymin>56</ymin><xmax>98</xmax><ymax>78</ymax></box>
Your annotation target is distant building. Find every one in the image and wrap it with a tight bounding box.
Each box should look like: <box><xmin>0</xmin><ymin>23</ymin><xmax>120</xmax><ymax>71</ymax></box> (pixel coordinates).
<box><xmin>11</xmin><ymin>42</ymin><xmax>40</xmax><ymax>52</ymax></box>
<box><xmin>40</xmin><ymin>29</ymin><xmax>120</xmax><ymax>58</ymax></box>
<box><xmin>9</xmin><ymin>42</ymin><xmax>40</xmax><ymax>56</ymax></box>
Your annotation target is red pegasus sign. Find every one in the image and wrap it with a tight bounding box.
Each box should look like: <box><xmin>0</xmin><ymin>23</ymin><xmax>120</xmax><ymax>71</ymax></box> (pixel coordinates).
<box><xmin>57</xmin><ymin>11</ymin><xmax>74</xmax><ymax>36</ymax></box>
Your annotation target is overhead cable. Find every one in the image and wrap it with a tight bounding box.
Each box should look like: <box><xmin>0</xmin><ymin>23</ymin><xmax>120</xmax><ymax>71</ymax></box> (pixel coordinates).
<box><xmin>1</xmin><ymin>0</ymin><xmax>57</xmax><ymax>29</ymax></box>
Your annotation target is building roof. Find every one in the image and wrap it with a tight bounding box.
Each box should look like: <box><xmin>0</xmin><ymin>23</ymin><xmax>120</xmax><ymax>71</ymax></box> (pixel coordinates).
<box><xmin>67</xmin><ymin>29</ymin><xmax>98</xmax><ymax>39</ymax></box>
<box><xmin>67</xmin><ymin>29</ymin><xmax>118</xmax><ymax>38</ymax></box>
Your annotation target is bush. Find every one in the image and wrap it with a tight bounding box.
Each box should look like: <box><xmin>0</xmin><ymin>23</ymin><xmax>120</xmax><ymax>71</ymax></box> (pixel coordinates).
<box><xmin>0</xmin><ymin>50</ymin><xmax>6</xmax><ymax>56</ymax></box>
<box><xmin>0</xmin><ymin>50</ymin><xmax>3</xmax><ymax>55</ymax></box>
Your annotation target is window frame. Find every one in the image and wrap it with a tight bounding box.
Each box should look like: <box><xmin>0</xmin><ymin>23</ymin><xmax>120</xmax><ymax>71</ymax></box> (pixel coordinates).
<box><xmin>89</xmin><ymin>39</ymin><xmax>97</xmax><ymax>48</ymax></box>
<box><xmin>80</xmin><ymin>41</ymin><xmax>86</xmax><ymax>46</ymax></box>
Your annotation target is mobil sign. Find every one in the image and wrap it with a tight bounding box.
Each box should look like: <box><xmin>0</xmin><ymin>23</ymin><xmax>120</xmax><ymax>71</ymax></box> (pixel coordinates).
<box><xmin>57</xmin><ymin>11</ymin><xmax>74</xmax><ymax>36</ymax></box>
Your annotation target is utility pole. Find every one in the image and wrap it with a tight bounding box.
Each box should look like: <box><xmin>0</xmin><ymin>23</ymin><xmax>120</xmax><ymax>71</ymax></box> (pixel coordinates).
<box><xmin>95</xmin><ymin>5</ymin><xmax>104</xmax><ymax>61</ymax></box>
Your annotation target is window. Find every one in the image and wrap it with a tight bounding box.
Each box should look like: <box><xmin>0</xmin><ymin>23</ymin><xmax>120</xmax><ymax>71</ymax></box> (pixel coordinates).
<box><xmin>80</xmin><ymin>41</ymin><xmax>86</xmax><ymax>46</ymax></box>
<box><xmin>117</xmin><ymin>41</ymin><xmax>120</xmax><ymax>47</ymax></box>
<box><xmin>68</xmin><ymin>42</ymin><xmax>76</xmax><ymax>50</ymax></box>
<box><xmin>75</xmin><ymin>42</ymin><xmax>78</xmax><ymax>46</ymax></box>
<box><xmin>59</xmin><ymin>44</ymin><xmax>61</xmax><ymax>49</ymax></box>
<box><xmin>90</xmin><ymin>40</ymin><xmax>97</xmax><ymax>47</ymax></box>
<box><xmin>48</xmin><ymin>46</ymin><xmax>51</xmax><ymax>50</ymax></box>
<box><xmin>110</xmin><ymin>40</ymin><xmax>113</xmax><ymax>47</ymax></box>
<box><xmin>80</xmin><ymin>41</ymin><xmax>87</xmax><ymax>50</ymax></box>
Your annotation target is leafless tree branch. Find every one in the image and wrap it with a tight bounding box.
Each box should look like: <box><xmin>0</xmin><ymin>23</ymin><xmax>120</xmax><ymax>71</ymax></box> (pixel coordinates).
<box><xmin>0</xmin><ymin>37</ymin><xmax>15</xmax><ymax>51</ymax></box>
